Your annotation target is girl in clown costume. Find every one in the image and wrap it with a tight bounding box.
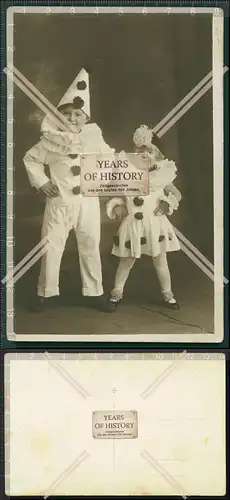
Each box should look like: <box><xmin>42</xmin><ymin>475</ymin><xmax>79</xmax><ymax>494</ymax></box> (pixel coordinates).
<box><xmin>106</xmin><ymin>124</ymin><xmax>182</xmax><ymax>312</ymax></box>
<box><xmin>24</xmin><ymin>69</ymin><xmax>114</xmax><ymax>312</ymax></box>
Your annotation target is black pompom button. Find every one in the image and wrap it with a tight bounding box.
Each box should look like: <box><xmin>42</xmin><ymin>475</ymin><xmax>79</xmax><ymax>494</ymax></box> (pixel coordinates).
<box><xmin>113</xmin><ymin>235</ymin><xmax>119</xmax><ymax>246</ymax></box>
<box><xmin>168</xmin><ymin>233</ymin><xmax>173</xmax><ymax>241</ymax></box>
<box><xmin>160</xmin><ymin>200</ymin><xmax>170</xmax><ymax>213</ymax></box>
<box><xmin>149</xmin><ymin>164</ymin><xmax>158</xmax><ymax>172</ymax></box>
<box><xmin>159</xmin><ymin>235</ymin><xmax>165</xmax><ymax>242</ymax></box>
<box><xmin>68</xmin><ymin>154</ymin><xmax>79</xmax><ymax>159</ymax></box>
<box><xmin>134</xmin><ymin>212</ymin><xmax>143</xmax><ymax>220</ymax></box>
<box><xmin>72</xmin><ymin>186</ymin><xmax>81</xmax><ymax>195</ymax></box>
<box><xmin>77</xmin><ymin>80</ymin><xmax>87</xmax><ymax>90</ymax></box>
<box><xmin>71</xmin><ymin>165</ymin><xmax>81</xmax><ymax>176</ymax></box>
<box><xmin>125</xmin><ymin>240</ymin><xmax>131</xmax><ymax>249</ymax></box>
<box><xmin>140</xmin><ymin>236</ymin><xmax>147</xmax><ymax>245</ymax></box>
<box><xmin>133</xmin><ymin>197</ymin><xmax>144</xmax><ymax>207</ymax></box>
<box><xmin>73</xmin><ymin>96</ymin><xmax>84</xmax><ymax>109</ymax></box>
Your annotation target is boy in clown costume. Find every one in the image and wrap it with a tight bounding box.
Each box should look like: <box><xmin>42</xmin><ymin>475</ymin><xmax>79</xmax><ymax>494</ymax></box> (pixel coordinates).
<box><xmin>24</xmin><ymin>69</ymin><xmax>114</xmax><ymax>312</ymax></box>
<box><xmin>106</xmin><ymin>124</ymin><xmax>182</xmax><ymax>312</ymax></box>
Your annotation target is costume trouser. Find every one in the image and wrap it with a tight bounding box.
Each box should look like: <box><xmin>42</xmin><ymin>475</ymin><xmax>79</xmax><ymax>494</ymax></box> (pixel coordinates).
<box><xmin>112</xmin><ymin>253</ymin><xmax>173</xmax><ymax>300</ymax></box>
<box><xmin>37</xmin><ymin>197</ymin><xmax>103</xmax><ymax>298</ymax></box>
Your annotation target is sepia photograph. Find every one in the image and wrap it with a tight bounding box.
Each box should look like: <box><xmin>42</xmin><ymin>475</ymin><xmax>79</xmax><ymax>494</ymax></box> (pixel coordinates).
<box><xmin>4</xmin><ymin>6</ymin><xmax>225</xmax><ymax>341</ymax></box>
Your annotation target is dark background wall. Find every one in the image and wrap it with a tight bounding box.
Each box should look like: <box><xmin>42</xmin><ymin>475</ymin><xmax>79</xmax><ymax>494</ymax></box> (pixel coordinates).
<box><xmin>13</xmin><ymin>13</ymin><xmax>213</xmax><ymax>262</ymax></box>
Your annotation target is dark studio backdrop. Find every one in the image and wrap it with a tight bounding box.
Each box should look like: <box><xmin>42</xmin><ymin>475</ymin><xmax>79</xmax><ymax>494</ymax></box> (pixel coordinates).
<box><xmin>12</xmin><ymin>13</ymin><xmax>213</xmax><ymax>306</ymax></box>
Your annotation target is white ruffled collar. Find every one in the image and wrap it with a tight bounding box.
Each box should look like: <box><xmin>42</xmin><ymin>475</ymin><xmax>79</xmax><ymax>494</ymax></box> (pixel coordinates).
<box><xmin>40</xmin><ymin>116</ymin><xmax>83</xmax><ymax>154</ymax></box>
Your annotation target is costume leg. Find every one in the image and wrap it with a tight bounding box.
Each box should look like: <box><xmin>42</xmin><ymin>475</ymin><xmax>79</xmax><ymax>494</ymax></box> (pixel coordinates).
<box><xmin>152</xmin><ymin>253</ymin><xmax>176</xmax><ymax>303</ymax></box>
<box><xmin>37</xmin><ymin>201</ymin><xmax>69</xmax><ymax>298</ymax></box>
<box><xmin>75</xmin><ymin>198</ymin><xmax>103</xmax><ymax>296</ymax></box>
<box><xmin>111</xmin><ymin>257</ymin><xmax>136</xmax><ymax>300</ymax></box>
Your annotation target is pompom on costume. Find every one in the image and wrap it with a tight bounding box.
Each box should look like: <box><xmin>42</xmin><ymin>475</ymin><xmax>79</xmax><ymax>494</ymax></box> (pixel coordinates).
<box><xmin>106</xmin><ymin>125</ymin><xmax>180</xmax><ymax>259</ymax></box>
<box><xmin>57</xmin><ymin>68</ymin><xmax>90</xmax><ymax>117</ymax></box>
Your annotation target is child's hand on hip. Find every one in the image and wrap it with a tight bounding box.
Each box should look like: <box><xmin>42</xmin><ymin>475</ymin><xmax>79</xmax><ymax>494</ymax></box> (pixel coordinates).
<box><xmin>40</xmin><ymin>181</ymin><xmax>60</xmax><ymax>198</ymax></box>
<box><xmin>113</xmin><ymin>205</ymin><xmax>128</xmax><ymax>219</ymax></box>
<box><xmin>155</xmin><ymin>200</ymin><xmax>170</xmax><ymax>216</ymax></box>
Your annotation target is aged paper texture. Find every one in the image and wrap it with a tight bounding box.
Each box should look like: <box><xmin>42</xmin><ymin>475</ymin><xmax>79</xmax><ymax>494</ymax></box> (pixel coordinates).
<box><xmin>4</xmin><ymin>6</ymin><xmax>226</xmax><ymax>342</ymax></box>
<box><xmin>5</xmin><ymin>353</ymin><xmax>226</xmax><ymax>496</ymax></box>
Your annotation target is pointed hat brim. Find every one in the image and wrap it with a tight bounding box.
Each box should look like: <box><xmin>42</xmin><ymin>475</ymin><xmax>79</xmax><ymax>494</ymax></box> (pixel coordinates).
<box><xmin>58</xmin><ymin>68</ymin><xmax>90</xmax><ymax>117</ymax></box>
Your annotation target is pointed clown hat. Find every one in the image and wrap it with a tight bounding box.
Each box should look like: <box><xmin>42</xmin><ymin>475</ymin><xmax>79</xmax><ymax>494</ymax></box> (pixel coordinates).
<box><xmin>57</xmin><ymin>68</ymin><xmax>90</xmax><ymax>118</ymax></box>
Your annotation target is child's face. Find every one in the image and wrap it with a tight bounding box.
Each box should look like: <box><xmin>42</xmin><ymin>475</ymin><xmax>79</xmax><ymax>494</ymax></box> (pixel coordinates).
<box><xmin>60</xmin><ymin>106</ymin><xmax>88</xmax><ymax>130</ymax></box>
<box><xmin>133</xmin><ymin>145</ymin><xmax>164</xmax><ymax>171</ymax></box>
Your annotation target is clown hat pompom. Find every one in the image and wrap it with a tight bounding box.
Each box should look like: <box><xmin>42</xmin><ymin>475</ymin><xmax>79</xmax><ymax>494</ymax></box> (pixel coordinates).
<box><xmin>57</xmin><ymin>68</ymin><xmax>90</xmax><ymax>118</ymax></box>
<box><xmin>133</xmin><ymin>125</ymin><xmax>153</xmax><ymax>148</ymax></box>
<box><xmin>133</xmin><ymin>124</ymin><xmax>165</xmax><ymax>157</ymax></box>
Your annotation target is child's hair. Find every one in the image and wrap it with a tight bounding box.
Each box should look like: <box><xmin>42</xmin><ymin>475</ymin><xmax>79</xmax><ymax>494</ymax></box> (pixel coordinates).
<box><xmin>149</xmin><ymin>130</ymin><xmax>165</xmax><ymax>156</ymax></box>
<box><xmin>57</xmin><ymin>96</ymin><xmax>85</xmax><ymax>113</ymax></box>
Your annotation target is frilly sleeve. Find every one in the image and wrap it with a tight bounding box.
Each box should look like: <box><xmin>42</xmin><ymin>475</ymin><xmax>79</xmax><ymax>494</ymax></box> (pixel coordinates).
<box><xmin>158</xmin><ymin>192</ymin><xmax>179</xmax><ymax>216</ymax></box>
<box><xmin>106</xmin><ymin>197</ymin><xmax>126</xmax><ymax>219</ymax></box>
<box><xmin>150</xmin><ymin>159</ymin><xmax>177</xmax><ymax>191</ymax></box>
<box><xmin>86</xmin><ymin>123</ymin><xmax>115</xmax><ymax>154</ymax></box>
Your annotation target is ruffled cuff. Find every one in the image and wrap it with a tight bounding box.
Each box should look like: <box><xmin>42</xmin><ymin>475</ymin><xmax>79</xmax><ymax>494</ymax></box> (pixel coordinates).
<box><xmin>167</xmin><ymin>192</ymin><xmax>179</xmax><ymax>212</ymax></box>
<box><xmin>106</xmin><ymin>197</ymin><xmax>126</xmax><ymax>219</ymax></box>
<box><xmin>159</xmin><ymin>193</ymin><xmax>179</xmax><ymax>216</ymax></box>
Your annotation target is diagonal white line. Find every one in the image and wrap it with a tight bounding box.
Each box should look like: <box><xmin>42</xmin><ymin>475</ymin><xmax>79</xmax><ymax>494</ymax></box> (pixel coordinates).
<box><xmin>10</xmin><ymin>64</ymin><xmax>75</xmax><ymax>132</ymax></box>
<box><xmin>44</xmin><ymin>352</ymin><xmax>91</xmax><ymax>399</ymax></box>
<box><xmin>4</xmin><ymin>70</ymin><xmax>69</xmax><ymax>133</ymax></box>
<box><xmin>141</xmin><ymin>450</ymin><xmax>189</xmax><ymax>499</ymax></box>
<box><xmin>158</xmin><ymin>66</ymin><xmax>228</xmax><ymax>137</ymax></box>
<box><xmin>8</xmin><ymin>64</ymin><xmax>70</xmax><ymax>131</ymax></box>
<box><xmin>153</xmin><ymin>69</ymin><xmax>213</xmax><ymax>134</ymax></box>
<box><xmin>2</xmin><ymin>236</ymin><xmax>49</xmax><ymax>285</ymax></box>
<box><xmin>179</xmin><ymin>240</ymin><xmax>214</xmax><ymax>282</ymax></box>
<box><xmin>6</xmin><ymin>242</ymin><xmax>49</xmax><ymax>288</ymax></box>
<box><xmin>3</xmin><ymin>221</ymin><xmax>63</xmax><ymax>286</ymax></box>
<box><xmin>48</xmin><ymin>362</ymin><xmax>91</xmax><ymax>399</ymax></box>
<box><xmin>4</xmin><ymin>65</ymin><xmax>73</xmax><ymax>132</ymax></box>
<box><xmin>2</xmin><ymin>66</ymin><xmax>228</xmax><ymax>287</ymax></box>
<box><xmin>173</xmin><ymin>226</ymin><xmax>214</xmax><ymax>272</ymax></box>
<box><xmin>42</xmin><ymin>450</ymin><xmax>90</xmax><ymax>499</ymax></box>
<box><xmin>140</xmin><ymin>351</ymin><xmax>187</xmax><ymax>400</ymax></box>
<box><xmin>175</xmin><ymin>229</ymin><xmax>229</xmax><ymax>284</ymax></box>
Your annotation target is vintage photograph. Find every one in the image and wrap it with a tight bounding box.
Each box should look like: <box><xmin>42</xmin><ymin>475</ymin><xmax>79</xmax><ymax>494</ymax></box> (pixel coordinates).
<box><xmin>4</xmin><ymin>351</ymin><xmax>226</xmax><ymax>496</ymax></box>
<box><xmin>5</xmin><ymin>6</ymin><xmax>225</xmax><ymax>341</ymax></box>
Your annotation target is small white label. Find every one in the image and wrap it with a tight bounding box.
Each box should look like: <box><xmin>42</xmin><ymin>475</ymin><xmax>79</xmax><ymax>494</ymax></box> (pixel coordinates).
<box><xmin>92</xmin><ymin>410</ymin><xmax>138</xmax><ymax>439</ymax></box>
<box><xmin>80</xmin><ymin>153</ymin><xmax>149</xmax><ymax>197</ymax></box>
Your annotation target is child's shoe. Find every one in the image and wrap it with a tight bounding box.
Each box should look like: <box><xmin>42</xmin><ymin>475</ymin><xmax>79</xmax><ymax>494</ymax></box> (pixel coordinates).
<box><xmin>30</xmin><ymin>296</ymin><xmax>59</xmax><ymax>312</ymax></box>
<box><xmin>83</xmin><ymin>294</ymin><xmax>108</xmax><ymax>312</ymax></box>
<box><xmin>161</xmin><ymin>290</ymin><xmax>180</xmax><ymax>310</ymax></box>
<box><xmin>30</xmin><ymin>296</ymin><xmax>45</xmax><ymax>313</ymax></box>
<box><xmin>107</xmin><ymin>290</ymin><xmax>123</xmax><ymax>313</ymax></box>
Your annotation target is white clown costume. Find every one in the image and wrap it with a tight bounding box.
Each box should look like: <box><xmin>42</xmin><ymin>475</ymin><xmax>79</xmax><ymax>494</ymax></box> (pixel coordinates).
<box><xmin>24</xmin><ymin>69</ymin><xmax>114</xmax><ymax>298</ymax></box>
<box><xmin>106</xmin><ymin>125</ymin><xmax>181</xmax><ymax>310</ymax></box>
<box><xmin>106</xmin><ymin>127</ymin><xmax>180</xmax><ymax>259</ymax></box>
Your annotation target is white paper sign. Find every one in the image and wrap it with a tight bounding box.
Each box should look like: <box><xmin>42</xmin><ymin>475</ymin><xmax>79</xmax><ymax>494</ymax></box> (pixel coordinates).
<box><xmin>92</xmin><ymin>410</ymin><xmax>138</xmax><ymax>439</ymax></box>
<box><xmin>80</xmin><ymin>153</ymin><xmax>149</xmax><ymax>197</ymax></box>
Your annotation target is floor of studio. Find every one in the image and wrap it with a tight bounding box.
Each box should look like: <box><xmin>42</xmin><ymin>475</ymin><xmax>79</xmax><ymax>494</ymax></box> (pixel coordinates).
<box><xmin>13</xmin><ymin>217</ymin><xmax>214</xmax><ymax>337</ymax></box>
